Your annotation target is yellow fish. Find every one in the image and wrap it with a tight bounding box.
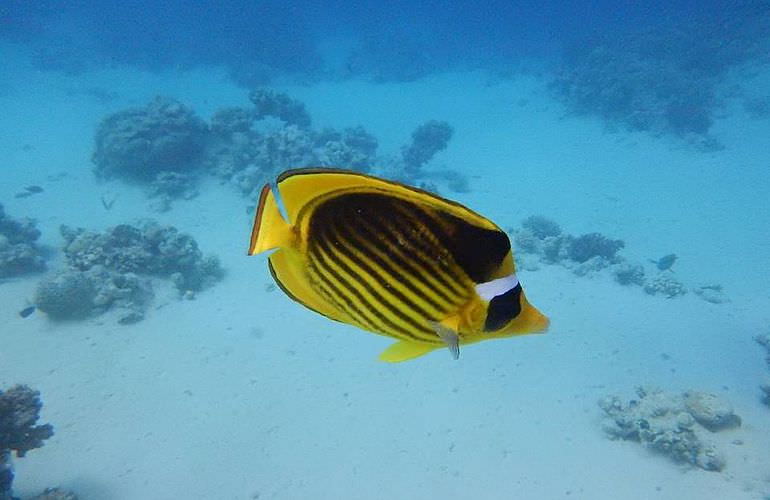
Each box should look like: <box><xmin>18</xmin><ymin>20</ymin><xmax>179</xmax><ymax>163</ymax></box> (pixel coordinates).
<box><xmin>248</xmin><ymin>168</ymin><xmax>549</xmax><ymax>362</ymax></box>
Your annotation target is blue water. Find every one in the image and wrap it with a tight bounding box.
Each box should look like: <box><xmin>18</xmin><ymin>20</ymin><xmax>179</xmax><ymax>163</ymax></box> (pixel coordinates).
<box><xmin>1</xmin><ymin>2</ymin><xmax>769</xmax><ymax>499</ymax></box>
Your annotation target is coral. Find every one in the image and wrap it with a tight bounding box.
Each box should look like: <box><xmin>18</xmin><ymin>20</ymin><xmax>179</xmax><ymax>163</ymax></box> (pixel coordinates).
<box><xmin>0</xmin><ymin>203</ymin><xmax>46</xmax><ymax>278</ymax></box>
<box><xmin>0</xmin><ymin>385</ymin><xmax>53</xmax><ymax>458</ymax></box>
<box><xmin>92</xmin><ymin>96</ymin><xmax>208</xmax><ymax>182</ymax></box>
<box><xmin>683</xmin><ymin>391</ymin><xmax>741</xmax><ymax>431</ymax></box>
<box><xmin>1</xmin><ymin>385</ymin><xmax>54</xmax><ymax>500</ymax></box>
<box><xmin>599</xmin><ymin>386</ymin><xmax>737</xmax><ymax>471</ymax></box>
<box><xmin>612</xmin><ymin>262</ymin><xmax>645</xmax><ymax>286</ymax></box>
<box><xmin>37</xmin><ymin>221</ymin><xmax>219</xmax><ymax>323</ymax></box>
<box><xmin>644</xmin><ymin>272</ymin><xmax>687</xmax><ymax>298</ymax></box>
<box><xmin>521</xmin><ymin>215</ymin><xmax>562</xmax><ymax>239</ymax></box>
<box><xmin>317</xmin><ymin>126</ymin><xmax>378</xmax><ymax>173</ymax></box>
<box><xmin>513</xmin><ymin>229</ymin><xmax>540</xmax><ymax>254</ymax></box>
<box><xmin>61</xmin><ymin>221</ymin><xmax>222</xmax><ymax>293</ymax></box>
<box><xmin>34</xmin><ymin>265</ymin><xmax>151</xmax><ymax>322</ymax></box>
<box><xmin>147</xmin><ymin>172</ymin><xmax>199</xmax><ymax>213</ymax></box>
<box><xmin>209</xmin><ymin>107</ymin><xmax>255</xmax><ymax>136</ymax></box>
<box><xmin>257</xmin><ymin>125</ymin><xmax>316</xmax><ymax>173</ymax></box>
<box><xmin>572</xmin><ymin>255</ymin><xmax>612</xmax><ymax>277</ymax></box>
<box><xmin>567</xmin><ymin>232</ymin><xmax>624</xmax><ymax>263</ymax></box>
<box><xmin>248</xmin><ymin>88</ymin><xmax>311</xmax><ymax>128</ymax></box>
<box><xmin>401</xmin><ymin>120</ymin><xmax>453</xmax><ymax>175</ymax></box>
<box><xmin>552</xmin><ymin>7</ymin><xmax>770</xmax><ymax>144</ymax></box>
<box><xmin>34</xmin><ymin>270</ymin><xmax>97</xmax><ymax>320</ymax></box>
<box><xmin>541</xmin><ymin>235</ymin><xmax>571</xmax><ymax>264</ymax></box>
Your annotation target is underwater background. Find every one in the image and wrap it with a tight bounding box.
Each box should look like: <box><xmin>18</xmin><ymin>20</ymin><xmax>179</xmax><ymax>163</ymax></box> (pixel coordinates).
<box><xmin>1</xmin><ymin>1</ymin><xmax>770</xmax><ymax>498</ymax></box>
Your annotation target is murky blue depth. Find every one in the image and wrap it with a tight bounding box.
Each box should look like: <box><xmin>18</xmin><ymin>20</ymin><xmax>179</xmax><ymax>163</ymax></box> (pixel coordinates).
<box><xmin>1</xmin><ymin>1</ymin><xmax>769</xmax><ymax>499</ymax></box>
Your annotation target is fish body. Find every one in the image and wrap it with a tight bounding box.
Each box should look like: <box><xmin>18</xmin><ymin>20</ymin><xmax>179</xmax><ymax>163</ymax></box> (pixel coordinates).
<box><xmin>650</xmin><ymin>253</ymin><xmax>677</xmax><ymax>271</ymax></box>
<box><xmin>19</xmin><ymin>305</ymin><xmax>36</xmax><ymax>318</ymax></box>
<box><xmin>248</xmin><ymin>168</ymin><xmax>549</xmax><ymax>362</ymax></box>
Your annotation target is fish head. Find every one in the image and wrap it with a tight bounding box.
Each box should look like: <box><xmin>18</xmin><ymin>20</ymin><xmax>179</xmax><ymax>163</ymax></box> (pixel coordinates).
<box><xmin>489</xmin><ymin>291</ymin><xmax>549</xmax><ymax>338</ymax></box>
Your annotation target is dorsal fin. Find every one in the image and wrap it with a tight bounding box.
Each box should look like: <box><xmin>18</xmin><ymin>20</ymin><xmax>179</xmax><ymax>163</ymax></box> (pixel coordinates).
<box><xmin>274</xmin><ymin>168</ymin><xmax>499</xmax><ymax>230</ymax></box>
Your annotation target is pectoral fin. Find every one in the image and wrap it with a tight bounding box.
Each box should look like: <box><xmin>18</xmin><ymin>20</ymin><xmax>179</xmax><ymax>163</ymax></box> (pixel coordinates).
<box><xmin>379</xmin><ymin>340</ymin><xmax>437</xmax><ymax>363</ymax></box>
<box><xmin>429</xmin><ymin>320</ymin><xmax>460</xmax><ymax>360</ymax></box>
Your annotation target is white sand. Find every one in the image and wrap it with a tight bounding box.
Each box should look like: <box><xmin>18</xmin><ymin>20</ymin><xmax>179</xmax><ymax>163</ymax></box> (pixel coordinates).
<box><xmin>1</xmin><ymin>45</ymin><xmax>770</xmax><ymax>499</ymax></box>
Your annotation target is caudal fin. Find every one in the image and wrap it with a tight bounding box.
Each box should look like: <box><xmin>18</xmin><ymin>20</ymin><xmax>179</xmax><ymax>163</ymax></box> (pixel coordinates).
<box><xmin>248</xmin><ymin>183</ymin><xmax>292</xmax><ymax>255</ymax></box>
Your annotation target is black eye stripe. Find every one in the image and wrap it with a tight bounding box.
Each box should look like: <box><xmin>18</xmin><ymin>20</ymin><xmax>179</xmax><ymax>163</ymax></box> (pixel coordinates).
<box><xmin>484</xmin><ymin>283</ymin><xmax>522</xmax><ymax>332</ymax></box>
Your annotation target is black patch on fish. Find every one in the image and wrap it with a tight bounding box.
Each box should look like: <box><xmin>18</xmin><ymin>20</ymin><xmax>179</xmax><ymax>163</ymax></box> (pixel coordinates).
<box><xmin>435</xmin><ymin>211</ymin><xmax>510</xmax><ymax>283</ymax></box>
<box><xmin>484</xmin><ymin>283</ymin><xmax>522</xmax><ymax>332</ymax></box>
<box><xmin>19</xmin><ymin>305</ymin><xmax>36</xmax><ymax>318</ymax></box>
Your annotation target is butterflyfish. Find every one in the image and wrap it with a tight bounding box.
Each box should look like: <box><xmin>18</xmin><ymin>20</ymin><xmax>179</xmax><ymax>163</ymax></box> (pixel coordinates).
<box><xmin>248</xmin><ymin>168</ymin><xmax>549</xmax><ymax>362</ymax></box>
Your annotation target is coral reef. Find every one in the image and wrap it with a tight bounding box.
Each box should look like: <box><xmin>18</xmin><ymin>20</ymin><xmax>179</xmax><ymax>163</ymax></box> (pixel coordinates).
<box><xmin>35</xmin><ymin>222</ymin><xmax>221</xmax><ymax>323</ymax></box>
<box><xmin>147</xmin><ymin>172</ymin><xmax>199</xmax><ymax>213</ymax></box>
<box><xmin>400</xmin><ymin>120</ymin><xmax>454</xmax><ymax>176</ymax></box>
<box><xmin>92</xmin><ymin>96</ymin><xmax>208</xmax><ymax>182</ymax></box>
<box><xmin>511</xmin><ymin>214</ymin><xmax>727</xmax><ymax>300</ymax></box>
<box><xmin>552</xmin><ymin>7</ymin><xmax>770</xmax><ymax>146</ymax></box>
<box><xmin>248</xmin><ymin>89</ymin><xmax>311</xmax><ymax>128</ymax></box>
<box><xmin>612</xmin><ymin>263</ymin><xmax>646</xmax><ymax>286</ymax></box>
<box><xmin>599</xmin><ymin>386</ymin><xmax>740</xmax><ymax>471</ymax></box>
<box><xmin>204</xmin><ymin>90</ymin><xmax>456</xmax><ymax>198</ymax></box>
<box><xmin>643</xmin><ymin>272</ymin><xmax>687</xmax><ymax>298</ymax></box>
<box><xmin>567</xmin><ymin>233</ymin><xmax>625</xmax><ymax>264</ymax></box>
<box><xmin>204</xmin><ymin>91</ymin><xmax>381</xmax><ymax>200</ymax></box>
<box><xmin>95</xmin><ymin>89</ymin><xmax>457</xmax><ymax>204</ymax></box>
<box><xmin>317</xmin><ymin>126</ymin><xmax>379</xmax><ymax>173</ymax></box>
<box><xmin>1</xmin><ymin>385</ymin><xmax>54</xmax><ymax>500</ymax></box>
<box><xmin>34</xmin><ymin>266</ymin><xmax>152</xmax><ymax>323</ymax></box>
<box><xmin>34</xmin><ymin>270</ymin><xmax>98</xmax><ymax>320</ymax></box>
<box><xmin>0</xmin><ymin>203</ymin><xmax>46</xmax><ymax>278</ymax></box>
<box><xmin>522</xmin><ymin>215</ymin><xmax>562</xmax><ymax>240</ymax></box>
<box><xmin>683</xmin><ymin>391</ymin><xmax>741</xmax><ymax>431</ymax></box>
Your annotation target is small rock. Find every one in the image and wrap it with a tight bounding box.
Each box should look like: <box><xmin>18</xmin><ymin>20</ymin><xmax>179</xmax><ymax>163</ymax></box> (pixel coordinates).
<box><xmin>684</xmin><ymin>391</ymin><xmax>741</xmax><ymax>431</ymax></box>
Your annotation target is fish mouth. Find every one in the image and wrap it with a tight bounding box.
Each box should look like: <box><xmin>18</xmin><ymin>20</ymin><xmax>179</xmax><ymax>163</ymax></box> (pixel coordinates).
<box><xmin>534</xmin><ymin>313</ymin><xmax>550</xmax><ymax>333</ymax></box>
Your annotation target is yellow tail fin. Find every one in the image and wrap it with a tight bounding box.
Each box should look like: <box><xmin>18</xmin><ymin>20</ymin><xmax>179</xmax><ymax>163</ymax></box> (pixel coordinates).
<box><xmin>248</xmin><ymin>184</ymin><xmax>292</xmax><ymax>255</ymax></box>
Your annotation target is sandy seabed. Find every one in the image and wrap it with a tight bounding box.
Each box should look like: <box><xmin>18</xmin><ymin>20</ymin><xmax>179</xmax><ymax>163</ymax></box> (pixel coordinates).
<box><xmin>1</xmin><ymin>46</ymin><xmax>770</xmax><ymax>499</ymax></box>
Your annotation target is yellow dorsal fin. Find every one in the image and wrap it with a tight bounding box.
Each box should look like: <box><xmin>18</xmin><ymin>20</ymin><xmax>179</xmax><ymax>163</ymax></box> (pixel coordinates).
<box><xmin>379</xmin><ymin>340</ymin><xmax>438</xmax><ymax>363</ymax></box>
<box><xmin>274</xmin><ymin>168</ymin><xmax>499</xmax><ymax>231</ymax></box>
<box><xmin>248</xmin><ymin>184</ymin><xmax>293</xmax><ymax>255</ymax></box>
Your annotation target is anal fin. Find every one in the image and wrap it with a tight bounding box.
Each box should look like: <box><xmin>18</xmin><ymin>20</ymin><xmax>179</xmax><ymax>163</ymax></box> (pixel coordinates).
<box><xmin>379</xmin><ymin>341</ymin><xmax>437</xmax><ymax>363</ymax></box>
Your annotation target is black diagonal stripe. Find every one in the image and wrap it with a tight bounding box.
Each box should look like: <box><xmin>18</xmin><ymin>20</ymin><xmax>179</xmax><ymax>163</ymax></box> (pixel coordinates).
<box><xmin>340</xmin><ymin>215</ymin><xmax>450</xmax><ymax>315</ymax></box>
<box><xmin>306</xmin><ymin>260</ymin><xmax>370</xmax><ymax>327</ymax></box>
<box><xmin>328</xmin><ymin>221</ymin><xmax>439</xmax><ymax>337</ymax></box>
<box><xmin>311</xmin><ymin>235</ymin><xmax>430</xmax><ymax>342</ymax></box>
<box><xmin>309</xmin><ymin>242</ymin><xmax>394</xmax><ymax>337</ymax></box>
<box><xmin>373</xmin><ymin>207</ymin><xmax>469</xmax><ymax>300</ymax></box>
<box><xmin>389</xmin><ymin>201</ymin><xmax>469</xmax><ymax>287</ymax></box>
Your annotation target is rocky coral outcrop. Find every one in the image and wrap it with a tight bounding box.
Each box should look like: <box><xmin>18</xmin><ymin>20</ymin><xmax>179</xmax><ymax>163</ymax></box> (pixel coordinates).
<box><xmin>0</xmin><ymin>203</ymin><xmax>46</xmax><ymax>278</ymax></box>
<box><xmin>34</xmin><ymin>222</ymin><xmax>222</xmax><ymax>323</ymax></box>
<box><xmin>1</xmin><ymin>385</ymin><xmax>54</xmax><ymax>500</ymax></box>
<box><xmin>599</xmin><ymin>386</ymin><xmax>740</xmax><ymax>471</ymax></box>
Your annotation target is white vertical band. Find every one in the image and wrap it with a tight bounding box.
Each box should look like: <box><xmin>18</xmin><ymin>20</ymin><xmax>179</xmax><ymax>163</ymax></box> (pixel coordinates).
<box><xmin>475</xmin><ymin>274</ymin><xmax>519</xmax><ymax>301</ymax></box>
